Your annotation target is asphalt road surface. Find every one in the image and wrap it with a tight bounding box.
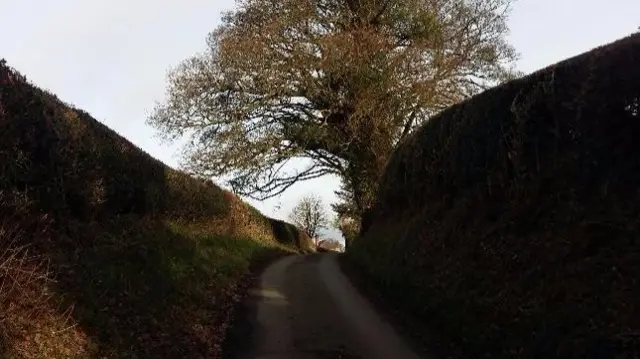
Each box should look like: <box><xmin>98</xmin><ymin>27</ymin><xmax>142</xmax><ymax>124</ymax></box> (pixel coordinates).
<box><xmin>231</xmin><ymin>253</ymin><xmax>425</xmax><ymax>359</ymax></box>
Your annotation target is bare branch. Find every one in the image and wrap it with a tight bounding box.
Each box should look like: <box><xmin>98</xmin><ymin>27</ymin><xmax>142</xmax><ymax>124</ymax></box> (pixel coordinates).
<box><xmin>289</xmin><ymin>193</ymin><xmax>329</xmax><ymax>239</ymax></box>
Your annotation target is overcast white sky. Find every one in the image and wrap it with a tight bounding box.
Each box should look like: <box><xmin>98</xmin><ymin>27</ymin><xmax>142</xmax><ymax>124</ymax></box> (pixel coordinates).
<box><xmin>2</xmin><ymin>0</ymin><xmax>638</xmax><ymax>241</ymax></box>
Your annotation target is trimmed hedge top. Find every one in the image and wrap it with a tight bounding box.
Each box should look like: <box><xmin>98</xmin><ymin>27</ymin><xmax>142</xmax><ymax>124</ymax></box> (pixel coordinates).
<box><xmin>0</xmin><ymin>60</ymin><xmax>312</xmax><ymax>250</ymax></box>
<box><xmin>352</xmin><ymin>33</ymin><xmax>640</xmax><ymax>358</ymax></box>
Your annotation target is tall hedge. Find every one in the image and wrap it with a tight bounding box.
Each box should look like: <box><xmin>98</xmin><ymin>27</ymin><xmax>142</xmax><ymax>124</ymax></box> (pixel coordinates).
<box><xmin>350</xmin><ymin>34</ymin><xmax>640</xmax><ymax>358</ymax></box>
<box><xmin>0</xmin><ymin>60</ymin><xmax>312</xmax><ymax>250</ymax></box>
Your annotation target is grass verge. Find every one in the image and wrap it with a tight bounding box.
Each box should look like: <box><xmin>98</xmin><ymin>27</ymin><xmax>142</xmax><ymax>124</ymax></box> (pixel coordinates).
<box><xmin>2</xmin><ymin>215</ymin><xmax>296</xmax><ymax>359</ymax></box>
<box><xmin>0</xmin><ymin>59</ymin><xmax>310</xmax><ymax>358</ymax></box>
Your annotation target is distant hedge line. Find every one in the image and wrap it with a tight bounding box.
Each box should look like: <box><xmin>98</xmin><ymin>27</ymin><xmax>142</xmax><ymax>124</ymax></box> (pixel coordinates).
<box><xmin>350</xmin><ymin>34</ymin><xmax>640</xmax><ymax>358</ymax></box>
<box><xmin>0</xmin><ymin>61</ymin><xmax>311</xmax><ymax>250</ymax></box>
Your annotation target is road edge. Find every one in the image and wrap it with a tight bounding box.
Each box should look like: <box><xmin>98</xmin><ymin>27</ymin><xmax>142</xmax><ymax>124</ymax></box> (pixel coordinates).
<box><xmin>338</xmin><ymin>254</ymin><xmax>455</xmax><ymax>359</ymax></box>
<box><xmin>221</xmin><ymin>249</ymin><xmax>296</xmax><ymax>359</ymax></box>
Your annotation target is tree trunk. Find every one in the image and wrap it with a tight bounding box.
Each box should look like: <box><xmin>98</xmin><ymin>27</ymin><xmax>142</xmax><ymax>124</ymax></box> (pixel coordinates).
<box><xmin>343</xmin><ymin>166</ymin><xmax>383</xmax><ymax>249</ymax></box>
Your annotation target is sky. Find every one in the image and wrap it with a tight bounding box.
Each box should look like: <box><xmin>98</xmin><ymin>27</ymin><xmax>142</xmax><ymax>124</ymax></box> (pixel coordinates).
<box><xmin>2</xmin><ymin>0</ymin><xmax>639</xmax><ymax>242</ymax></box>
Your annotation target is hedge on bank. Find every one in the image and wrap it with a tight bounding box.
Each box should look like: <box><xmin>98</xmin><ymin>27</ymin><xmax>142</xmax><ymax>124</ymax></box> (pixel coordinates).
<box><xmin>350</xmin><ymin>34</ymin><xmax>640</xmax><ymax>358</ymax></box>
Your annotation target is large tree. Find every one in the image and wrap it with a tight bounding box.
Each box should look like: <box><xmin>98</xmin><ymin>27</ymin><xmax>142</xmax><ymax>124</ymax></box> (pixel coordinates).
<box><xmin>289</xmin><ymin>194</ymin><xmax>329</xmax><ymax>241</ymax></box>
<box><xmin>149</xmin><ymin>0</ymin><xmax>519</xmax><ymax>226</ymax></box>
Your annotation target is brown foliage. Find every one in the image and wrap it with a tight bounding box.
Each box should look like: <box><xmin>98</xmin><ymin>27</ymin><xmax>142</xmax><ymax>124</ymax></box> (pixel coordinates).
<box><xmin>149</xmin><ymin>0</ymin><xmax>519</xmax><ymax>212</ymax></box>
<box><xmin>0</xmin><ymin>196</ymin><xmax>89</xmax><ymax>358</ymax></box>
<box><xmin>268</xmin><ymin>218</ymin><xmax>315</xmax><ymax>251</ymax></box>
<box><xmin>317</xmin><ymin>238</ymin><xmax>344</xmax><ymax>252</ymax></box>
<box><xmin>350</xmin><ymin>34</ymin><xmax>640</xmax><ymax>358</ymax></box>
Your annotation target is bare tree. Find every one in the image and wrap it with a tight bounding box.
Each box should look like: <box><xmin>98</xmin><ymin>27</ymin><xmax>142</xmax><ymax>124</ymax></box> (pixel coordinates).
<box><xmin>149</xmin><ymin>0</ymin><xmax>520</xmax><ymax>232</ymax></box>
<box><xmin>289</xmin><ymin>194</ymin><xmax>329</xmax><ymax>241</ymax></box>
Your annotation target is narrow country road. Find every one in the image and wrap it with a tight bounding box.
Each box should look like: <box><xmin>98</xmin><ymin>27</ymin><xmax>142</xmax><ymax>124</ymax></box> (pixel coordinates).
<box><xmin>230</xmin><ymin>253</ymin><xmax>425</xmax><ymax>359</ymax></box>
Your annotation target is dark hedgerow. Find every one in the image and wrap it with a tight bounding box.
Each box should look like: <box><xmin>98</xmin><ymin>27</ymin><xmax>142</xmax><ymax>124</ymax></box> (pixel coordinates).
<box><xmin>349</xmin><ymin>33</ymin><xmax>640</xmax><ymax>358</ymax></box>
<box><xmin>0</xmin><ymin>60</ymin><xmax>311</xmax><ymax>358</ymax></box>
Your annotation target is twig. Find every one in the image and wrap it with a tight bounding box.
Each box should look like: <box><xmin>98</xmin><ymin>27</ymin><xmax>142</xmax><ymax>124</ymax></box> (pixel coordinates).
<box><xmin>51</xmin><ymin>323</ymin><xmax>78</xmax><ymax>335</ymax></box>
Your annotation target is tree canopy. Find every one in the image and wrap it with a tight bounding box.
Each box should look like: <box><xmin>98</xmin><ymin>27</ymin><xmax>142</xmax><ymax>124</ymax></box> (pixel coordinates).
<box><xmin>149</xmin><ymin>0</ymin><xmax>519</xmax><ymax>222</ymax></box>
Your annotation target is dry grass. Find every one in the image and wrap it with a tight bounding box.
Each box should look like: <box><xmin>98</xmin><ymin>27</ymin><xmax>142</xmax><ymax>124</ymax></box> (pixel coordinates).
<box><xmin>0</xmin><ymin>214</ymin><xmax>89</xmax><ymax>359</ymax></box>
<box><xmin>0</xmin><ymin>212</ymin><xmax>293</xmax><ymax>358</ymax></box>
